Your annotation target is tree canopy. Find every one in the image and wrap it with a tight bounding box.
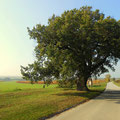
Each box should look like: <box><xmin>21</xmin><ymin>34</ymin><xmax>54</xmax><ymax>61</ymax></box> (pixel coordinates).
<box><xmin>21</xmin><ymin>6</ymin><xmax>120</xmax><ymax>90</ymax></box>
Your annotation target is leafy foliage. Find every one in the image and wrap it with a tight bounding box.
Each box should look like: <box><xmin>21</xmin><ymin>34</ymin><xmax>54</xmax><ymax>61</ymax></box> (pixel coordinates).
<box><xmin>21</xmin><ymin>6</ymin><xmax>120</xmax><ymax>90</ymax></box>
<box><xmin>105</xmin><ymin>74</ymin><xmax>111</xmax><ymax>82</ymax></box>
<box><xmin>57</xmin><ymin>79</ymin><xmax>76</xmax><ymax>88</ymax></box>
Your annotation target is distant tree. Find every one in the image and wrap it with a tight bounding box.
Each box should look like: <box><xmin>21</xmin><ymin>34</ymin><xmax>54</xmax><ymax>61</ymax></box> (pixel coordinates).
<box><xmin>21</xmin><ymin>6</ymin><xmax>120</xmax><ymax>91</ymax></box>
<box><xmin>105</xmin><ymin>74</ymin><xmax>111</xmax><ymax>82</ymax></box>
<box><xmin>111</xmin><ymin>77</ymin><xmax>116</xmax><ymax>81</ymax></box>
<box><xmin>113</xmin><ymin>77</ymin><xmax>116</xmax><ymax>81</ymax></box>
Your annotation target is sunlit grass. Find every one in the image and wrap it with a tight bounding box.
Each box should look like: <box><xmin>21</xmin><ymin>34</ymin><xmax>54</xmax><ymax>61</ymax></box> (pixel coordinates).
<box><xmin>0</xmin><ymin>81</ymin><xmax>57</xmax><ymax>93</ymax></box>
<box><xmin>113</xmin><ymin>81</ymin><xmax>120</xmax><ymax>87</ymax></box>
<box><xmin>88</xmin><ymin>82</ymin><xmax>107</xmax><ymax>91</ymax></box>
<box><xmin>0</xmin><ymin>81</ymin><xmax>107</xmax><ymax>120</ymax></box>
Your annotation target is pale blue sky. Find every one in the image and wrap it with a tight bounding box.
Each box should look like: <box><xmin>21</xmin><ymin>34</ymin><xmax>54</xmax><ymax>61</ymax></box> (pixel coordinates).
<box><xmin>0</xmin><ymin>0</ymin><xmax>120</xmax><ymax>78</ymax></box>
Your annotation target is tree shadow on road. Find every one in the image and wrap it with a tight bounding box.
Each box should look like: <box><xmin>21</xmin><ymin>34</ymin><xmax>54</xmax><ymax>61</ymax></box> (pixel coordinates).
<box><xmin>53</xmin><ymin>88</ymin><xmax>120</xmax><ymax>104</ymax></box>
<box><xmin>95</xmin><ymin>89</ymin><xmax>120</xmax><ymax>104</ymax></box>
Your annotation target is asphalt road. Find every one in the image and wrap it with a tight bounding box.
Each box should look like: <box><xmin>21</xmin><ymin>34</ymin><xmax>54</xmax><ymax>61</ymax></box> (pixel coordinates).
<box><xmin>48</xmin><ymin>82</ymin><xmax>120</xmax><ymax>120</ymax></box>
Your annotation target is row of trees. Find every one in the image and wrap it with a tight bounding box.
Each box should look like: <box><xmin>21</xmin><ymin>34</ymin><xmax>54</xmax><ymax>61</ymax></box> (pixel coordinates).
<box><xmin>21</xmin><ymin>6</ymin><xmax>120</xmax><ymax>91</ymax></box>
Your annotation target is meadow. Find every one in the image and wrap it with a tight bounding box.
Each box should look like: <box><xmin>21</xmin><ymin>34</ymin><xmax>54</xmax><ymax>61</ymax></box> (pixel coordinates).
<box><xmin>0</xmin><ymin>81</ymin><xmax>57</xmax><ymax>93</ymax></box>
<box><xmin>0</xmin><ymin>80</ymin><xmax>106</xmax><ymax>120</ymax></box>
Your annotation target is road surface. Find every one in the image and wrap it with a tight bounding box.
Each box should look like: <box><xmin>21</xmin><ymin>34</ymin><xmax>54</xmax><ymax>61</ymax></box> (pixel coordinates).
<box><xmin>48</xmin><ymin>82</ymin><xmax>120</xmax><ymax>120</ymax></box>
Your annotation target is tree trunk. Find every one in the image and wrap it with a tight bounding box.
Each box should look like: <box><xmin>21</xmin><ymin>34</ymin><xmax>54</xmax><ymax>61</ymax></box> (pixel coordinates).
<box><xmin>90</xmin><ymin>78</ymin><xmax>93</xmax><ymax>87</ymax></box>
<box><xmin>77</xmin><ymin>77</ymin><xmax>89</xmax><ymax>91</ymax></box>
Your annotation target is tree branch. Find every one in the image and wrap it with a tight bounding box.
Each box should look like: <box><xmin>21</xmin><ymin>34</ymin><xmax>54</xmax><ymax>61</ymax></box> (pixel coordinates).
<box><xmin>91</xmin><ymin>56</ymin><xmax>107</xmax><ymax>73</ymax></box>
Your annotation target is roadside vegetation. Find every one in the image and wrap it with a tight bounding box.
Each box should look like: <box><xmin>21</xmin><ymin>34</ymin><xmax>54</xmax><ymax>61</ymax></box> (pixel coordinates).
<box><xmin>0</xmin><ymin>81</ymin><xmax>107</xmax><ymax>120</ymax></box>
<box><xmin>113</xmin><ymin>80</ymin><xmax>120</xmax><ymax>87</ymax></box>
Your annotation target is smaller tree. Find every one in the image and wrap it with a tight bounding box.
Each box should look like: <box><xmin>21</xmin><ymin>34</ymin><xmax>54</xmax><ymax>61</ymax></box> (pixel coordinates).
<box><xmin>105</xmin><ymin>74</ymin><xmax>111</xmax><ymax>82</ymax></box>
<box><xmin>112</xmin><ymin>77</ymin><xmax>116</xmax><ymax>81</ymax></box>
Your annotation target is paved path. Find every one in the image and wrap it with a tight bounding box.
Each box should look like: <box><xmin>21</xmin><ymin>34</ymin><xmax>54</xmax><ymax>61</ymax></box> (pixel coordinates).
<box><xmin>48</xmin><ymin>82</ymin><xmax>120</xmax><ymax>120</ymax></box>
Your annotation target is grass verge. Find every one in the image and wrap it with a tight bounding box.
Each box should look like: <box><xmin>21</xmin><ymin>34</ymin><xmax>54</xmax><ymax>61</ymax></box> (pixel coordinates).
<box><xmin>112</xmin><ymin>81</ymin><xmax>120</xmax><ymax>87</ymax></box>
<box><xmin>0</xmin><ymin>82</ymin><xmax>107</xmax><ymax>120</ymax></box>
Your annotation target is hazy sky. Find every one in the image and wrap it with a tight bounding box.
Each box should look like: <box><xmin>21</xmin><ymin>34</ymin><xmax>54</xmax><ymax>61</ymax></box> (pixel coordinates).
<box><xmin>0</xmin><ymin>0</ymin><xmax>120</xmax><ymax>77</ymax></box>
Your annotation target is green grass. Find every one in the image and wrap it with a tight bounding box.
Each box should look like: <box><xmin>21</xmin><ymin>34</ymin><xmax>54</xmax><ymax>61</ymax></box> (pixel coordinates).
<box><xmin>113</xmin><ymin>81</ymin><xmax>120</xmax><ymax>87</ymax></box>
<box><xmin>0</xmin><ymin>81</ymin><xmax>107</xmax><ymax>120</ymax></box>
<box><xmin>0</xmin><ymin>81</ymin><xmax>57</xmax><ymax>93</ymax></box>
<box><xmin>88</xmin><ymin>82</ymin><xmax>107</xmax><ymax>91</ymax></box>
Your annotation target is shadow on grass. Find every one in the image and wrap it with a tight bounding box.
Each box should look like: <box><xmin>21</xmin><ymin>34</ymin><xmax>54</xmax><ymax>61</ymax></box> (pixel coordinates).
<box><xmin>39</xmin><ymin>90</ymin><xmax>101</xmax><ymax>120</ymax></box>
<box><xmin>63</xmin><ymin>88</ymin><xmax>76</xmax><ymax>91</ymax></box>
<box><xmin>53</xmin><ymin>89</ymin><xmax>101</xmax><ymax>99</ymax></box>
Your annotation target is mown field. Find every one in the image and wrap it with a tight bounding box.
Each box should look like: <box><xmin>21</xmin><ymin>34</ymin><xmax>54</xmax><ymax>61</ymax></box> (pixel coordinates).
<box><xmin>0</xmin><ymin>81</ymin><xmax>107</xmax><ymax>120</ymax></box>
